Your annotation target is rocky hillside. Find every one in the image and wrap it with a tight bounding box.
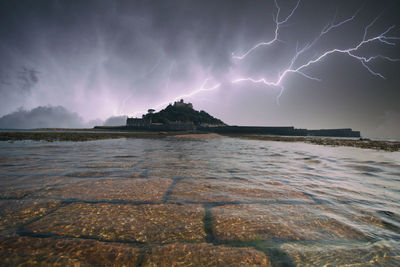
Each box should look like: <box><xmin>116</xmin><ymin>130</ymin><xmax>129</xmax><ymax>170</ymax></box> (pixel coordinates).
<box><xmin>143</xmin><ymin>103</ymin><xmax>224</xmax><ymax>126</ymax></box>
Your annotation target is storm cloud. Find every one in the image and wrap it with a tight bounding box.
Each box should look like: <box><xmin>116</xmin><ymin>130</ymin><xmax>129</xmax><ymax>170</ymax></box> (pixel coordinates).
<box><xmin>0</xmin><ymin>106</ymin><xmax>86</xmax><ymax>129</ymax></box>
<box><xmin>0</xmin><ymin>0</ymin><xmax>399</xmax><ymax>138</ymax></box>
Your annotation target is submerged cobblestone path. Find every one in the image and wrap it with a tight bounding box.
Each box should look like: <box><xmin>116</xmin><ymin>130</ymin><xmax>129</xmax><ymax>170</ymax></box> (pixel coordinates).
<box><xmin>1</xmin><ymin>136</ymin><xmax>399</xmax><ymax>266</ymax></box>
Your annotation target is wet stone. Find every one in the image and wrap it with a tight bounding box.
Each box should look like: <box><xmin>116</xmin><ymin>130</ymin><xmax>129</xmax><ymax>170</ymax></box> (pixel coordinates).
<box><xmin>211</xmin><ymin>204</ymin><xmax>367</xmax><ymax>241</ymax></box>
<box><xmin>172</xmin><ymin>133</ymin><xmax>223</xmax><ymax>139</ymax></box>
<box><xmin>0</xmin><ymin>199</ymin><xmax>61</xmax><ymax>230</ymax></box>
<box><xmin>280</xmin><ymin>242</ymin><xmax>400</xmax><ymax>267</ymax></box>
<box><xmin>25</xmin><ymin>203</ymin><xmax>206</xmax><ymax>243</ymax></box>
<box><xmin>305</xmin><ymin>184</ymin><xmax>378</xmax><ymax>203</ymax></box>
<box><xmin>0</xmin><ymin>186</ymin><xmax>34</xmax><ymax>199</ymax></box>
<box><xmin>66</xmin><ymin>171</ymin><xmax>112</xmax><ymax>177</ymax></box>
<box><xmin>0</xmin><ymin>235</ymin><xmax>140</xmax><ymax>266</ymax></box>
<box><xmin>141</xmin><ymin>243</ymin><xmax>271</xmax><ymax>267</ymax></box>
<box><xmin>145</xmin><ymin>160</ymin><xmax>211</xmax><ymax>179</ymax></box>
<box><xmin>83</xmin><ymin>162</ymin><xmax>135</xmax><ymax>169</ymax></box>
<box><xmin>169</xmin><ymin>178</ymin><xmax>312</xmax><ymax>203</ymax></box>
<box><xmin>0</xmin><ymin>176</ymin><xmax>65</xmax><ymax>199</ymax></box>
<box><xmin>315</xmin><ymin>204</ymin><xmax>400</xmax><ymax>238</ymax></box>
<box><xmin>34</xmin><ymin>178</ymin><xmax>173</xmax><ymax>202</ymax></box>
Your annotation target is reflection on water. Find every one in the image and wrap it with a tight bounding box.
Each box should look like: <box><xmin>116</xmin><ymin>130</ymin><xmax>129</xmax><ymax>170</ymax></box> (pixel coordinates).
<box><xmin>0</xmin><ymin>137</ymin><xmax>400</xmax><ymax>266</ymax></box>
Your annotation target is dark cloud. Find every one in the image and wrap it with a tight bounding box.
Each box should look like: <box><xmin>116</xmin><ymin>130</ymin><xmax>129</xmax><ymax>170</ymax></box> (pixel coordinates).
<box><xmin>0</xmin><ymin>106</ymin><xmax>86</xmax><ymax>129</ymax></box>
<box><xmin>0</xmin><ymin>0</ymin><xmax>399</xmax><ymax>138</ymax></box>
<box><xmin>17</xmin><ymin>67</ymin><xmax>39</xmax><ymax>93</ymax></box>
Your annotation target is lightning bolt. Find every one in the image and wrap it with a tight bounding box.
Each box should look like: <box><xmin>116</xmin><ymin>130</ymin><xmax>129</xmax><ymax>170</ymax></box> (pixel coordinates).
<box><xmin>233</xmin><ymin>4</ymin><xmax>400</xmax><ymax>101</ymax></box>
<box><xmin>232</xmin><ymin>0</ymin><xmax>301</xmax><ymax>60</ymax></box>
<box><xmin>129</xmin><ymin>78</ymin><xmax>221</xmax><ymax>117</ymax></box>
<box><xmin>127</xmin><ymin>1</ymin><xmax>399</xmax><ymax>117</ymax></box>
<box><xmin>153</xmin><ymin>78</ymin><xmax>221</xmax><ymax>110</ymax></box>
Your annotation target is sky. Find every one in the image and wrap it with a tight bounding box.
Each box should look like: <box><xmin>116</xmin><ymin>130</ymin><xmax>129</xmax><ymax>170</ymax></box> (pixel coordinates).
<box><xmin>0</xmin><ymin>0</ymin><xmax>399</xmax><ymax>139</ymax></box>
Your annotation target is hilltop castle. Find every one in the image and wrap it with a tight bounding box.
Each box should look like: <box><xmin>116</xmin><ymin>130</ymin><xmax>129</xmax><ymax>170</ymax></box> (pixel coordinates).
<box><xmin>173</xmin><ymin>99</ymin><xmax>193</xmax><ymax>109</ymax></box>
<box><xmin>126</xmin><ymin>99</ymin><xmax>217</xmax><ymax>130</ymax></box>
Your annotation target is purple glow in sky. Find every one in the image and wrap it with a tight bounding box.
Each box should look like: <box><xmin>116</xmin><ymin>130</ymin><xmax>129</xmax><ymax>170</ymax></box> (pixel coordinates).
<box><xmin>0</xmin><ymin>0</ymin><xmax>399</xmax><ymax>139</ymax></box>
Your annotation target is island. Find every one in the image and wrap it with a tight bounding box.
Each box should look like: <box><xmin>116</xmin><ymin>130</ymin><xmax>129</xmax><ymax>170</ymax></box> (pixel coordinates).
<box><xmin>2</xmin><ymin>100</ymin><xmax>399</xmax><ymax>151</ymax></box>
<box><xmin>95</xmin><ymin>99</ymin><xmax>361</xmax><ymax>138</ymax></box>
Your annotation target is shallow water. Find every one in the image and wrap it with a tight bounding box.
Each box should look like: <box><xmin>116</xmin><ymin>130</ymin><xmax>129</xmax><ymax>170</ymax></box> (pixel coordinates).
<box><xmin>0</xmin><ymin>137</ymin><xmax>399</xmax><ymax>266</ymax></box>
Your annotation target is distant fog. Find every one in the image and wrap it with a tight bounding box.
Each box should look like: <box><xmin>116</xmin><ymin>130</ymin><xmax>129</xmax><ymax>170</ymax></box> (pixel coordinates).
<box><xmin>103</xmin><ymin>116</ymin><xmax>128</xmax><ymax>126</ymax></box>
<box><xmin>0</xmin><ymin>106</ymin><xmax>128</xmax><ymax>129</ymax></box>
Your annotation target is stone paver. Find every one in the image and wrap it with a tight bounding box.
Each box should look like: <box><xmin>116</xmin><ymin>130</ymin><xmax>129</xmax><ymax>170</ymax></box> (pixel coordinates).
<box><xmin>0</xmin><ymin>199</ymin><xmax>61</xmax><ymax>230</ymax></box>
<box><xmin>34</xmin><ymin>178</ymin><xmax>173</xmax><ymax>202</ymax></box>
<box><xmin>0</xmin><ymin>176</ymin><xmax>64</xmax><ymax>198</ymax></box>
<box><xmin>0</xmin><ymin>235</ymin><xmax>140</xmax><ymax>266</ymax></box>
<box><xmin>280</xmin><ymin>242</ymin><xmax>400</xmax><ymax>267</ymax></box>
<box><xmin>142</xmin><ymin>243</ymin><xmax>270</xmax><ymax>267</ymax></box>
<box><xmin>170</xmin><ymin>178</ymin><xmax>312</xmax><ymax>203</ymax></box>
<box><xmin>211</xmin><ymin>204</ymin><xmax>367</xmax><ymax>241</ymax></box>
<box><xmin>25</xmin><ymin>203</ymin><xmax>206</xmax><ymax>243</ymax></box>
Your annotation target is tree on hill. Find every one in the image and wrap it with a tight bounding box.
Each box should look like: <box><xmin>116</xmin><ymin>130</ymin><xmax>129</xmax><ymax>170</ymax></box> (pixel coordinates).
<box><xmin>143</xmin><ymin>102</ymin><xmax>224</xmax><ymax>125</ymax></box>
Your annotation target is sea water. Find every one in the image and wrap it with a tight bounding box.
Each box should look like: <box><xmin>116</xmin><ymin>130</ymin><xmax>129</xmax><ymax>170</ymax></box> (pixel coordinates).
<box><xmin>0</xmin><ymin>136</ymin><xmax>399</xmax><ymax>266</ymax></box>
